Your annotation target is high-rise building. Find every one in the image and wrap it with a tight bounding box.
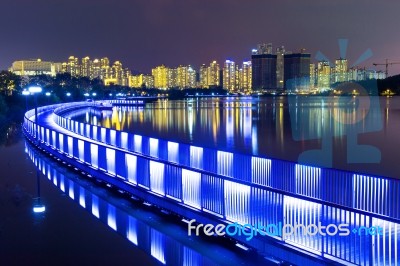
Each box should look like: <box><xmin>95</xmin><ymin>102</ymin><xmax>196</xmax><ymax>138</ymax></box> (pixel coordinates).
<box><xmin>152</xmin><ymin>65</ymin><xmax>169</xmax><ymax>89</ymax></box>
<box><xmin>257</xmin><ymin>43</ymin><xmax>273</xmax><ymax>55</ymax></box>
<box><xmin>143</xmin><ymin>75</ymin><xmax>155</xmax><ymax>88</ymax></box>
<box><xmin>251</xmin><ymin>53</ymin><xmax>277</xmax><ymax>90</ymax></box>
<box><xmin>207</xmin><ymin>61</ymin><xmax>220</xmax><ymax>88</ymax></box>
<box><xmin>176</xmin><ymin>65</ymin><xmax>188</xmax><ymax>89</ymax></box>
<box><xmin>129</xmin><ymin>74</ymin><xmax>154</xmax><ymax>88</ymax></box>
<box><xmin>168</xmin><ymin>68</ymin><xmax>177</xmax><ymax>88</ymax></box>
<box><xmin>335</xmin><ymin>58</ymin><xmax>348</xmax><ymax>83</ymax></box>
<box><xmin>283</xmin><ymin>51</ymin><xmax>311</xmax><ymax>91</ymax></box>
<box><xmin>199</xmin><ymin>64</ymin><xmax>208</xmax><ymax>88</ymax></box>
<box><xmin>112</xmin><ymin>61</ymin><xmax>123</xmax><ymax>84</ymax></box>
<box><xmin>64</xmin><ymin>56</ymin><xmax>80</xmax><ymax>77</ymax></box>
<box><xmin>92</xmin><ymin>59</ymin><xmax>101</xmax><ymax>79</ymax></box>
<box><xmin>317</xmin><ymin>61</ymin><xmax>331</xmax><ymax>89</ymax></box>
<box><xmin>276</xmin><ymin>46</ymin><xmax>285</xmax><ymax>89</ymax></box>
<box><xmin>104</xmin><ymin>61</ymin><xmax>124</xmax><ymax>86</ymax></box>
<box><xmin>10</xmin><ymin>59</ymin><xmax>61</xmax><ymax>76</ymax></box>
<box><xmin>100</xmin><ymin>57</ymin><xmax>110</xmax><ymax>80</ymax></box>
<box><xmin>81</xmin><ymin>57</ymin><xmax>92</xmax><ymax>78</ymax></box>
<box><xmin>310</xmin><ymin>64</ymin><xmax>316</xmax><ymax>88</ymax></box>
<box><xmin>223</xmin><ymin>60</ymin><xmax>237</xmax><ymax>91</ymax></box>
<box><xmin>187</xmin><ymin>66</ymin><xmax>196</xmax><ymax>88</ymax></box>
<box><xmin>240</xmin><ymin>61</ymin><xmax>252</xmax><ymax>93</ymax></box>
<box><xmin>121</xmin><ymin>68</ymin><xmax>131</xmax><ymax>87</ymax></box>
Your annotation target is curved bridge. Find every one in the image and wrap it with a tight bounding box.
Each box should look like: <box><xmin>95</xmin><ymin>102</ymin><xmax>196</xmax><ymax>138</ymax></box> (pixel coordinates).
<box><xmin>23</xmin><ymin>101</ymin><xmax>400</xmax><ymax>266</ymax></box>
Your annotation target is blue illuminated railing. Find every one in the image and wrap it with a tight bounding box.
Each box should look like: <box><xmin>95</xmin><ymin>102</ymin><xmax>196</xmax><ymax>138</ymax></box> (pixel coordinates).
<box><xmin>25</xmin><ymin>143</ymin><xmax>223</xmax><ymax>266</ymax></box>
<box><xmin>52</xmin><ymin>102</ymin><xmax>400</xmax><ymax>221</ymax></box>
<box><xmin>24</xmin><ymin>103</ymin><xmax>400</xmax><ymax>266</ymax></box>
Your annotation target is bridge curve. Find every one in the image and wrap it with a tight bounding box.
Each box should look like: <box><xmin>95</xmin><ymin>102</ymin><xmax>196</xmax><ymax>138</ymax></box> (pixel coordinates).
<box><xmin>23</xmin><ymin>101</ymin><xmax>400</xmax><ymax>266</ymax></box>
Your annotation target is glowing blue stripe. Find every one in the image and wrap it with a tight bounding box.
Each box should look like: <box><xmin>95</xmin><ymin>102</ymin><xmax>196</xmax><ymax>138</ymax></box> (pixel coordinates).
<box><xmin>68</xmin><ymin>180</ymin><xmax>75</xmax><ymax>199</ymax></box>
<box><xmin>107</xmin><ymin>204</ymin><xmax>117</xmax><ymax>231</ymax></box>
<box><xmin>79</xmin><ymin>187</ymin><xmax>86</xmax><ymax>208</ymax></box>
<box><xmin>121</xmin><ymin>132</ymin><xmax>128</xmax><ymax>149</ymax></box>
<box><xmin>92</xmin><ymin>195</ymin><xmax>99</xmax><ymax>218</ymax></box>
<box><xmin>106</xmin><ymin>148</ymin><xmax>116</xmax><ymax>175</ymax></box>
<box><xmin>167</xmin><ymin>141</ymin><xmax>179</xmax><ymax>163</ymax></box>
<box><xmin>134</xmin><ymin>135</ymin><xmax>142</xmax><ymax>153</ymax></box>
<box><xmin>217</xmin><ymin>151</ymin><xmax>233</xmax><ymax>177</ymax></box>
<box><xmin>90</xmin><ymin>144</ymin><xmax>98</xmax><ymax>169</ymax></box>
<box><xmin>126</xmin><ymin>154</ymin><xmax>137</xmax><ymax>184</ymax></box>
<box><xmin>190</xmin><ymin>146</ymin><xmax>203</xmax><ymax>169</ymax></box>
<box><xmin>149</xmin><ymin>138</ymin><xmax>159</xmax><ymax>157</ymax></box>
<box><xmin>150</xmin><ymin>161</ymin><xmax>165</xmax><ymax>195</ymax></box>
<box><xmin>224</xmin><ymin>180</ymin><xmax>250</xmax><ymax>224</ymax></box>
<box><xmin>151</xmin><ymin>229</ymin><xmax>166</xmax><ymax>264</ymax></box>
<box><xmin>182</xmin><ymin>169</ymin><xmax>201</xmax><ymax>209</ymax></box>
<box><xmin>78</xmin><ymin>140</ymin><xmax>85</xmax><ymax>161</ymax></box>
<box><xmin>127</xmin><ymin>216</ymin><xmax>138</xmax><ymax>245</ymax></box>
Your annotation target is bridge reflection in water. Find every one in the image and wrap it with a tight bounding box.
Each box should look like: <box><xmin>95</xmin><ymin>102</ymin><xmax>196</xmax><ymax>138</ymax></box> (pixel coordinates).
<box><xmin>24</xmin><ymin>103</ymin><xmax>400</xmax><ymax>266</ymax></box>
<box><xmin>25</xmin><ymin>141</ymin><xmax>270</xmax><ymax>266</ymax></box>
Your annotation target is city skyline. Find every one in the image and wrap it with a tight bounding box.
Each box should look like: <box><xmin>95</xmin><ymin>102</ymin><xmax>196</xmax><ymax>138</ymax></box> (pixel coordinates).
<box><xmin>9</xmin><ymin>48</ymin><xmax>387</xmax><ymax>93</ymax></box>
<box><xmin>1</xmin><ymin>0</ymin><xmax>400</xmax><ymax>74</ymax></box>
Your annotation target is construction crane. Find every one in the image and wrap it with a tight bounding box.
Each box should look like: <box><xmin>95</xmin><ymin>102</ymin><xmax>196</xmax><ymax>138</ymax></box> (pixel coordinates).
<box><xmin>373</xmin><ymin>59</ymin><xmax>400</xmax><ymax>77</ymax></box>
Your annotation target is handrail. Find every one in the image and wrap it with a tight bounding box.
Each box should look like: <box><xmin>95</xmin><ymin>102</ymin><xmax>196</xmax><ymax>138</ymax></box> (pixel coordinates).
<box><xmin>50</xmin><ymin>101</ymin><xmax>400</xmax><ymax>221</ymax></box>
<box><xmin>23</xmin><ymin>102</ymin><xmax>400</xmax><ymax>265</ymax></box>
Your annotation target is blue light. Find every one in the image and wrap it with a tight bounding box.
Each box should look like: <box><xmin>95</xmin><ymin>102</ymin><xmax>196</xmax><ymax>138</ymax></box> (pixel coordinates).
<box><xmin>28</xmin><ymin>86</ymin><xmax>42</xmax><ymax>93</ymax></box>
<box><xmin>107</xmin><ymin>204</ymin><xmax>117</xmax><ymax>231</ymax></box>
<box><xmin>33</xmin><ymin>205</ymin><xmax>46</xmax><ymax>213</ymax></box>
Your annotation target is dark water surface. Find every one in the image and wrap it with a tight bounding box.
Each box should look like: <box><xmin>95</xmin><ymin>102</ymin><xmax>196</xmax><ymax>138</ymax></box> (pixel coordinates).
<box><xmin>67</xmin><ymin>97</ymin><xmax>400</xmax><ymax>178</ymax></box>
<box><xmin>0</xmin><ymin>126</ymin><xmax>268</xmax><ymax>266</ymax></box>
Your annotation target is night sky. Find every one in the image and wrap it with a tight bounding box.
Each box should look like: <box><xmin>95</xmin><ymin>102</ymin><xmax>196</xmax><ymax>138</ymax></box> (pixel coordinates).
<box><xmin>1</xmin><ymin>0</ymin><xmax>400</xmax><ymax>74</ymax></box>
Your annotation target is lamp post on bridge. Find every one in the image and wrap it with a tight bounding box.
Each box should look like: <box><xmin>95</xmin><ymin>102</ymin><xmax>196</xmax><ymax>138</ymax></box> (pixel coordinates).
<box><xmin>28</xmin><ymin>86</ymin><xmax>43</xmax><ymax>141</ymax></box>
<box><xmin>22</xmin><ymin>90</ymin><xmax>30</xmax><ymax>110</ymax></box>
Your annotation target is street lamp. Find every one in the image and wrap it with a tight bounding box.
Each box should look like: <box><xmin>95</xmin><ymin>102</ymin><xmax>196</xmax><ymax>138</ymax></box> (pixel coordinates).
<box><xmin>45</xmin><ymin>92</ymin><xmax>51</xmax><ymax>104</ymax></box>
<box><xmin>28</xmin><ymin>86</ymin><xmax>42</xmax><ymax>141</ymax></box>
<box><xmin>22</xmin><ymin>90</ymin><xmax>30</xmax><ymax>110</ymax></box>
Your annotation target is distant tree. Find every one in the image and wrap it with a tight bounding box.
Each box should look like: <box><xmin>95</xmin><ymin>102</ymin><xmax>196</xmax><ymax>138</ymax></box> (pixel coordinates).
<box><xmin>0</xmin><ymin>71</ymin><xmax>21</xmax><ymax>96</ymax></box>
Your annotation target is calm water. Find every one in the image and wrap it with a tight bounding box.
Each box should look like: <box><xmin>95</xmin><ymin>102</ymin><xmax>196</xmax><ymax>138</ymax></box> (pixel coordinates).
<box><xmin>0</xmin><ymin>126</ymin><xmax>269</xmax><ymax>266</ymax></box>
<box><xmin>67</xmin><ymin>97</ymin><xmax>400</xmax><ymax>178</ymax></box>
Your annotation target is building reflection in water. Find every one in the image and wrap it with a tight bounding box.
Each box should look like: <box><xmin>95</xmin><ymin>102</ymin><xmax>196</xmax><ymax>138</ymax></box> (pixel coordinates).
<box><xmin>63</xmin><ymin>96</ymin><xmax>400</xmax><ymax>182</ymax></box>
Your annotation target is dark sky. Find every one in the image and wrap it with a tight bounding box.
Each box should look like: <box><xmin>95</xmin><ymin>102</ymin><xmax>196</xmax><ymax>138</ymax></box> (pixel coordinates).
<box><xmin>1</xmin><ymin>0</ymin><xmax>400</xmax><ymax>74</ymax></box>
